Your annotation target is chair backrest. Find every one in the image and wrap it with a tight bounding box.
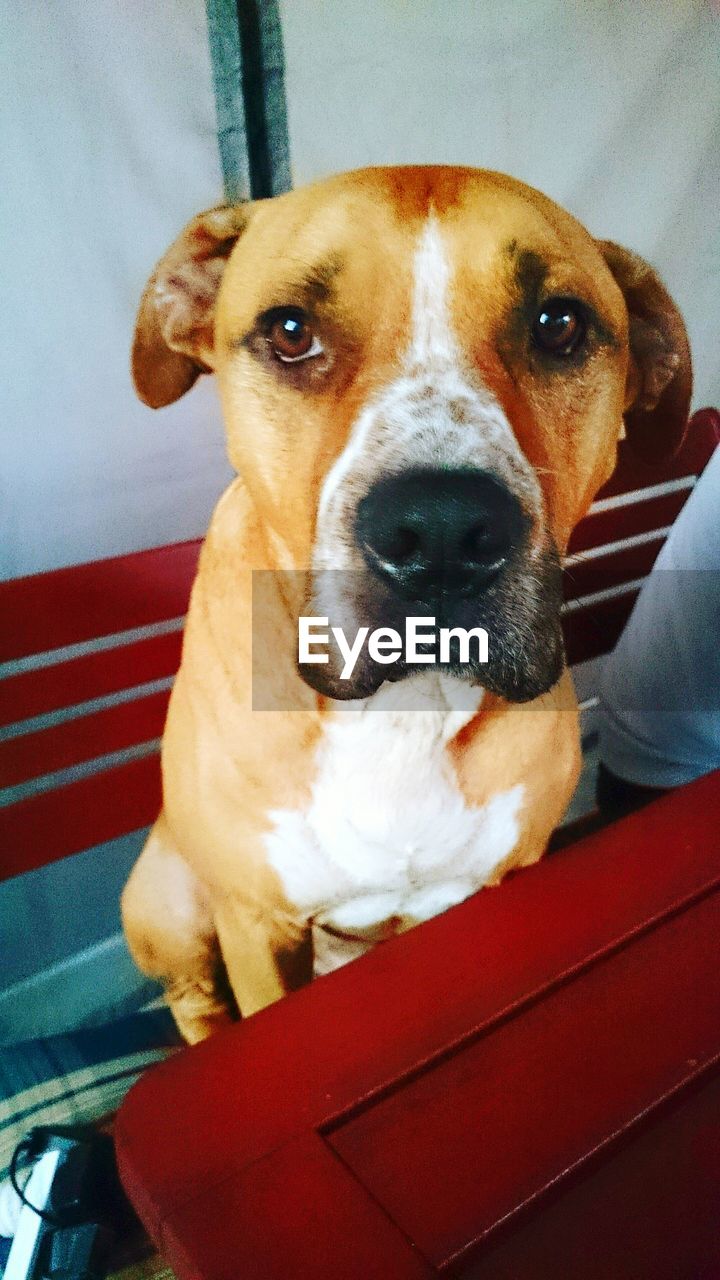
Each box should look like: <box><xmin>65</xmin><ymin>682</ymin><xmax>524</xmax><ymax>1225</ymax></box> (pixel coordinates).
<box><xmin>562</xmin><ymin>406</ymin><xmax>720</xmax><ymax>666</ymax></box>
<box><xmin>1</xmin><ymin>408</ymin><xmax>718</xmax><ymax>884</ymax></box>
<box><xmin>0</xmin><ymin>543</ymin><xmax>200</xmax><ymax>879</ymax></box>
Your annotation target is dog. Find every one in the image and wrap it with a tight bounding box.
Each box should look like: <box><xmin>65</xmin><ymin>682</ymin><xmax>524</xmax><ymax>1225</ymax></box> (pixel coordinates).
<box><xmin>121</xmin><ymin>166</ymin><xmax>691</xmax><ymax>1042</ymax></box>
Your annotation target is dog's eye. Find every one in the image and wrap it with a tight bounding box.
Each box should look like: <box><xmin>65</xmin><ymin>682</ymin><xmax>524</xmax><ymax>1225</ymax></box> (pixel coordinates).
<box><xmin>532</xmin><ymin>298</ymin><xmax>586</xmax><ymax>357</ymax></box>
<box><xmin>266</xmin><ymin>310</ymin><xmax>324</xmax><ymax>363</ymax></box>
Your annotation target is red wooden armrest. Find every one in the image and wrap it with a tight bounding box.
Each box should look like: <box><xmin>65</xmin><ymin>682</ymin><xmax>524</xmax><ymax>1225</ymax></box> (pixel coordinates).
<box><xmin>116</xmin><ymin>769</ymin><xmax>720</xmax><ymax>1279</ymax></box>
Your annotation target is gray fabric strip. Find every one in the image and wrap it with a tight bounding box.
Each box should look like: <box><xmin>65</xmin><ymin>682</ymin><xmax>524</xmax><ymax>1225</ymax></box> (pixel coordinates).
<box><xmin>253</xmin><ymin>0</ymin><xmax>292</xmax><ymax>195</ymax></box>
<box><xmin>206</xmin><ymin>0</ymin><xmax>291</xmax><ymax>202</ymax></box>
<box><xmin>206</xmin><ymin>0</ymin><xmax>252</xmax><ymax>202</ymax></box>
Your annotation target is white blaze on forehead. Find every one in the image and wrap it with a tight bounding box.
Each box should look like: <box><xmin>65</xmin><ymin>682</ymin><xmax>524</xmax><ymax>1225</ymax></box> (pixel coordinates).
<box><xmin>315</xmin><ymin>215</ymin><xmax>462</xmax><ymax>532</ymax></box>
<box><xmin>408</xmin><ymin>215</ymin><xmax>458</xmax><ymax>368</ymax></box>
<box><xmin>313</xmin><ymin>212</ymin><xmax>543</xmax><ymax>559</ymax></box>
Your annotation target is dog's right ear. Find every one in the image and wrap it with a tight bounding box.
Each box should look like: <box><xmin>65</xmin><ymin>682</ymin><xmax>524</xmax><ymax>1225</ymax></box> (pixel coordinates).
<box><xmin>132</xmin><ymin>205</ymin><xmax>251</xmax><ymax>408</ymax></box>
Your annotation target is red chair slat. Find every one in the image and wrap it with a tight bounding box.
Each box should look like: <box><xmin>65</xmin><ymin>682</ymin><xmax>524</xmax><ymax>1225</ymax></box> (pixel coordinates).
<box><xmin>0</xmin><ymin>754</ymin><xmax>161</xmax><ymax>881</ymax></box>
<box><xmin>562</xmin><ymin>535</ymin><xmax>664</xmax><ymax>602</ymax></box>
<box><xmin>0</xmin><ymin>691</ymin><xmax>169</xmax><ymax>788</ymax></box>
<box><xmin>0</xmin><ymin>540</ymin><xmax>201</xmax><ymax>662</ymax></box>
<box><xmin>595</xmin><ymin>406</ymin><xmax>720</xmax><ymax>500</ymax></box>
<box><xmin>0</xmin><ymin>630</ymin><xmax>182</xmax><ymax>725</ymax></box>
<box><xmin>568</xmin><ymin>486</ymin><xmax>691</xmax><ymax>555</ymax></box>
<box><xmin>562</xmin><ymin>588</ymin><xmax>638</xmax><ymax>666</ymax></box>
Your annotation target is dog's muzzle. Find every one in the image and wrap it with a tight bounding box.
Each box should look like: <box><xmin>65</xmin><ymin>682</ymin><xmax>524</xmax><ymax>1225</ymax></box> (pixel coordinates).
<box><xmin>355</xmin><ymin>468</ymin><xmax>530</xmax><ymax>604</ymax></box>
<box><xmin>299</xmin><ymin>465</ymin><xmax>564</xmax><ymax>704</ymax></box>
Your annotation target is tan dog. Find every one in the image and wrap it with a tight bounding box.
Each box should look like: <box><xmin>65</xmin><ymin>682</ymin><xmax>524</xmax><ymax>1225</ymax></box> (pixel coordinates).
<box><xmin>121</xmin><ymin>167</ymin><xmax>691</xmax><ymax>1042</ymax></box>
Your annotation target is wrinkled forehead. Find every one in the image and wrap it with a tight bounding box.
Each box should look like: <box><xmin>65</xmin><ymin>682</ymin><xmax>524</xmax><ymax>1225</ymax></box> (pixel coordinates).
<box><xmin>217</xmin><ymin>168</ymin><xmax>626</xmax><ymax>340</ymax></box>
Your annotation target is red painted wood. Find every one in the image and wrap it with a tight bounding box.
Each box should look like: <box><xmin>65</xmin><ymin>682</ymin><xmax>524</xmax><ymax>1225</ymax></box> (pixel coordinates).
<box><xmin>562</xmin><ymin>535</ymin><xmax>664</xmax><ymax>602</ymax></box>
<box><xmin>685</xmin><ymin>403</ymin><xmax>720</xmax><ymax>445</ymax></box>
<box><xmin>115</xmin><ymin>771</ymin><xmax>720</xmax><ymax>1277</ymax></box>
<box><xmin>594</xmin><ymin>407</ymin><xmax>719</xmax><ymax>500</ymax></box>
<box><xmin>0</xmin><ymin>691</ymin><xmax>169</xmax><ymax>788</ymax></box>
<box><xmin>0</xmin><ymin>540</ymin><xmax>200</xmax><ymax>662</ymax></box>
<box><xmin>0</xmin><ymin>753</ymin><xmax>161</xmax><ymax>881</ymax></box>
<box><xmin>328</xmin><ymin>891</ymin><xmax>720</xmax><ymax>1269</ymax></box>
<box><xmin>567</xmin><ymin>486</ymin><xmax>690</xmax><ymax>555</ymax></box>
<box><xmin>160</xmin><ymin>1133</ymin><xmax>436</xmax><ymax>1280</ymax></box>
<box><xmin>561</xmin><ymin>588</ymin><xmax>638</xmax><ymax>666</ymax></box>
<box><xmin>0</xmin><ymin>630</ymin><xmax>182</xmax><ymax>725</ymax></box>
<box><xmin>461</xmin><ymin>1074</ymin><xmax>720</xmax><ymax>1279</ymax></box>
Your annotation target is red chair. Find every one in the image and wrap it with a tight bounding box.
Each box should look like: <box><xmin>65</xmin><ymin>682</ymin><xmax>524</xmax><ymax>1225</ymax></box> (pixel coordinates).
<box><xmin>2</xmin><ymin>409</ymin><xmax>719</xmax><ymax>1278</ymax></box>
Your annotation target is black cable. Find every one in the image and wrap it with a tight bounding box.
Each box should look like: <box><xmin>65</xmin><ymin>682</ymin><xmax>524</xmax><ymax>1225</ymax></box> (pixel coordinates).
<box><xmin>8</xmin><ymin>1135</ymin><xmax>64</xmax><ymax>1228</ymax></box>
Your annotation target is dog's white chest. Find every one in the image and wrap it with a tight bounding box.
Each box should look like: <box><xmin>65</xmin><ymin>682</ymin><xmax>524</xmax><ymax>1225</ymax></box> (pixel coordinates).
<box><xmin>264</xmin><ymin>675</ymin><xmax>524</xmax><ymax>973</ymax></box>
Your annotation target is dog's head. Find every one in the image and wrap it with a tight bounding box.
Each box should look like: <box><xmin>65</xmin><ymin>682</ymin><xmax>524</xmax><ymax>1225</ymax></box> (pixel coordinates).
<box><xmin>133</xmin><ymin>167</ymin><xmax>691</xmax><ymax>702</ymax></box>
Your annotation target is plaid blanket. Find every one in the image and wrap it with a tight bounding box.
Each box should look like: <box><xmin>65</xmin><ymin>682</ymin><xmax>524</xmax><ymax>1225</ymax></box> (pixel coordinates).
<box><xmin>0</xmin><ymin>1008</ymin><xmax>181</xmax><ymax>1277</ymax></box>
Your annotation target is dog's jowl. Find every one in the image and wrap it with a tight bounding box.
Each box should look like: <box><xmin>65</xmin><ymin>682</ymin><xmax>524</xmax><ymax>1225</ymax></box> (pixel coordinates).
<box><xmin>121</xmin><ymin>167</ymin><xmax>691</xmax><ymax>1040</ymax></box>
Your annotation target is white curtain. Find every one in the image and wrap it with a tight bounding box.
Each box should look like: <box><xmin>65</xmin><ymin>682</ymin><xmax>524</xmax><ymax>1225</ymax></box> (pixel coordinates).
<box><xmin>1</xmin><ymin>1</ymin><xmax>233</xmax><ymax>580</ymax></box>
<box><xmin>281</xmin><ymin>0</ymin><xmax>720</xmax><ymax>411</ymax></box>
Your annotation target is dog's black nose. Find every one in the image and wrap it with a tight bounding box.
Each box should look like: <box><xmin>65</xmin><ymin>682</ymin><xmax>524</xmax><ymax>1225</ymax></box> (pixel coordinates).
<box><xmin>356</xmin><ymin>468</ymin><xmax>528</xmax><ymax>600</ymax></box>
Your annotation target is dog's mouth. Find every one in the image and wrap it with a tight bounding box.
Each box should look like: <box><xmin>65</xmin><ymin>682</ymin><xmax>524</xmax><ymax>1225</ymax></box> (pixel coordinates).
<box><xmin>298</xmin><ymin>542</ymin><xmax>565</xmax><ymax>704</ymax></box>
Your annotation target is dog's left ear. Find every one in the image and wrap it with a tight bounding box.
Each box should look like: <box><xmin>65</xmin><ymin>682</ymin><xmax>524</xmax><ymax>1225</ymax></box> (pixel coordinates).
<box><xmin>596</xmin><ymin>240</ymin><xmax>692</xmax><ymax>462</ymax></box>
<box><xmin>132</xmin><ymin>204</ymin><xmax>252</xmax><ymax>409</ymax></box>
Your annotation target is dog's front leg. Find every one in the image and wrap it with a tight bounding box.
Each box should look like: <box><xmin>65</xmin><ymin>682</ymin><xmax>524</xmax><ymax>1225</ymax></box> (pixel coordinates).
<box><xmin>121</xmin><ymin>815</ymin><xmax>237</xmax><ymax>1043</ymax></box>
<box><xmin>212</xmin><ymin>896</ymin><xmax>313</xmax><ymax>1018</ymax></box>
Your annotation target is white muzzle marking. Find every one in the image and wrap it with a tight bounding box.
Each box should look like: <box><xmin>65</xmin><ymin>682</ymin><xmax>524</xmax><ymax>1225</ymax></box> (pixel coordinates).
<box><xmin>313</xmin><ymin>215</ymin><xmax>542</xmax><ymax>572</ymax></box>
